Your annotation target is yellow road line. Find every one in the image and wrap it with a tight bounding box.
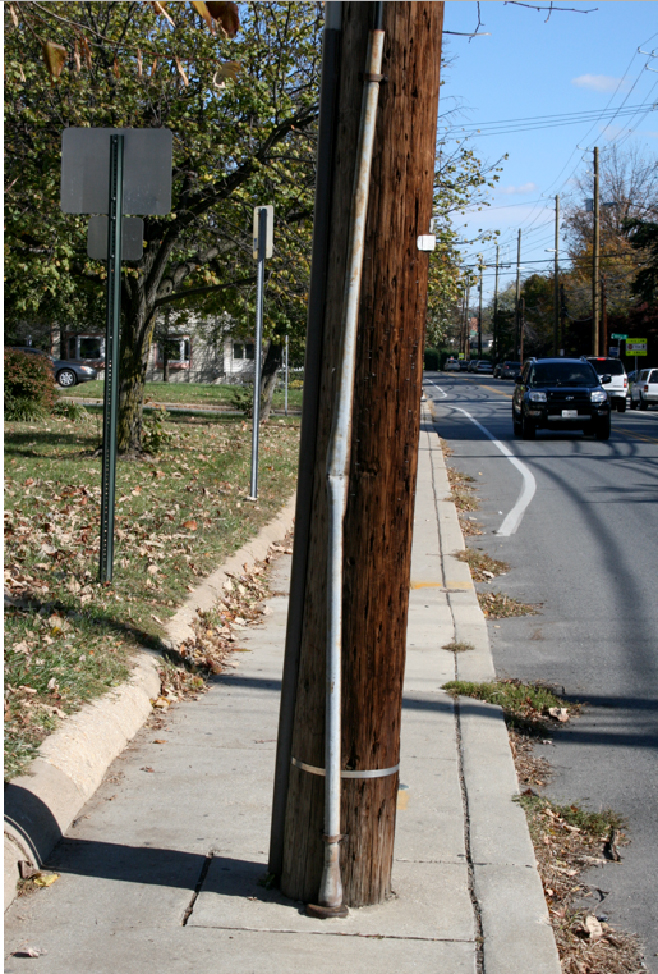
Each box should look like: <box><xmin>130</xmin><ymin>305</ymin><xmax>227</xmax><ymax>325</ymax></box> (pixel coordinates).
<box><xmin>614</xmin><ymin>426</ymin><xmax>658</xmax><ymax>444</ymax></box>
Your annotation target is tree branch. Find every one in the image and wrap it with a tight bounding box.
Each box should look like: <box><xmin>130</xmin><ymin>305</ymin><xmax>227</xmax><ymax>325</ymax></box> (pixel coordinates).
<box><xmin>154</xmin><ymin>277</ymin><xmax>256</xmax><ymax>308</ymax></box>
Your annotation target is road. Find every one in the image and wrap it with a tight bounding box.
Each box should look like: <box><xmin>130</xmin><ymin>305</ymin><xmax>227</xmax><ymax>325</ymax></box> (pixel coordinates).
<box><xmin>424</xmin><ymin>370</ymin><xmax>658</xmax><ymax>972</ymax></box>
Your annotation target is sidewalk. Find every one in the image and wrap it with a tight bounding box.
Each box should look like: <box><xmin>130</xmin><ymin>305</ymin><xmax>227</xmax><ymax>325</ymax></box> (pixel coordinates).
<box><xmin>4</xmin><ymin>407</ymin><xmax>560</xmax><ymax>973</ymax></box>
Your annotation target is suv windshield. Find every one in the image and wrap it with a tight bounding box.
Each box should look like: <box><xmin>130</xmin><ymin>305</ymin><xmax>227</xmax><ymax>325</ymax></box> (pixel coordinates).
<box><xmin>588</xmin><ymin>359</ymin><xmax>625</xmax><ymax>376</ymax></box>
<box><xmin>529</xmin><ymin>363</ymin><xmax>597</xmax><ymax>387</ymax></box>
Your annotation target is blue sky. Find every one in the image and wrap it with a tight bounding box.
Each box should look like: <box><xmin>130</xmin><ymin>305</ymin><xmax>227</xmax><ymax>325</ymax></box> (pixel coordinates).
<box><xmin>441</xmin><ymin>1</ymin><xmax>658</xmax><ymax>300</ymax></box>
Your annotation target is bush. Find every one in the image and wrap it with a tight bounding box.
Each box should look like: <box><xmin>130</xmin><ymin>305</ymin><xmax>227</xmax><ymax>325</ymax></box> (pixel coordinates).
<box><xmin>424</xmin><ymin>348</ymin><xmax>439</xmax><ymax>371</ymax></box>
<box><xmin>53</xmin><ymin>400</ymin><xmax>88</xmax><ymax>421</ymax></box>
<box><xmin>4</xmin><ymin>348</ymin><xmax>55</xmax><ymax>420</ymax></box>
<box><xmin>230</xmin><ymin>386</ymin><xmax>255</xmax><ymax>417</ymax></box>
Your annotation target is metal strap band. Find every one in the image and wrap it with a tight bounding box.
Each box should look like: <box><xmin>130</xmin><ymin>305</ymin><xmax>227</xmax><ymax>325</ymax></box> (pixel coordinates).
<box><xmin>291</xmin><ymin>756</ymin><xmax>400</xmax><ymax>779</ymax></box>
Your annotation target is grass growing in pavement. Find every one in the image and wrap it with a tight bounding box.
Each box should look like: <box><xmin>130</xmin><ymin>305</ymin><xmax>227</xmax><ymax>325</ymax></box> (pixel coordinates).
<box><xmin>61</xmin><ymin>380</ymin><xmax>304</xmax><ymax>411</ymax></box>
<box><xmin>442</xmin><ymin>679</ymin><xmax>578</xmax><ymax>730</ymax></box>
<box><xmin>4</xmin><ymin>410</ymin><xmax>300</xmax><ymax>779</ymax></box>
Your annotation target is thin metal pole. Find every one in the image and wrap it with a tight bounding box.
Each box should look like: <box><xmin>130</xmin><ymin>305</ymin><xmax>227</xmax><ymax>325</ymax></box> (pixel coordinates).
<box><xmin>318</xmin><ymin>16</ymin><xmax>384</xmax><ymax>918</ymax></box>
<box><xmin>284</xmin><ymin>334</ymin><xmax>289</xmax><ymax>416</ymax></box>
<box><xmin>99</xmin><ymin>134</ymin><xmax>124</xmax><ymax>584</ymax></box>
<box><xmin>593</xmin><ymin>147</ymin><xmax>600</xmax><ymax>356</ymax></box>
<box><xmin>249</xmin><ymin>207</ymin><xmax>266</xmax><ymax>499</ymax></box>
<box><xmin>554</xmin><ymin>194</ymin><xmax>559</xmax><ymax>356</ymax></box>
<box><xmin>269</xmin><ymin>3</ymin><xmax>342</xmax><ymax>882</ymax></box>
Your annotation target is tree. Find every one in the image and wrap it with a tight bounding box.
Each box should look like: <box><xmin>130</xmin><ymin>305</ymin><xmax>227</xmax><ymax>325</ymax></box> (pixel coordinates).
<box><xmin>5</xmin><ymin>1</ymin><xmax>321</xmax><ymax>451</ymax></box>
<box><xmin>624</xmin><ymin>219</ymin><xmax>658</xmax><ymax>305</ymax></box>
<box><xmin>563</xmin><ymin>145</ymin><xmax>658</xmax><ymax>318</ymax></box>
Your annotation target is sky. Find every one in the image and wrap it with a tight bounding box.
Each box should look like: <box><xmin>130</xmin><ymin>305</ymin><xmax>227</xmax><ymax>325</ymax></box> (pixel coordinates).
<box><xmin>440</xmin><ymin>0</ymin><xmax>658</xmax><ymax>302</ymax></box>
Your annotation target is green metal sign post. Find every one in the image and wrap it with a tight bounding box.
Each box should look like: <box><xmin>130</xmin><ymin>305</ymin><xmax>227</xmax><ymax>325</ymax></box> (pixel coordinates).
<box><xmin>99</xmin><ymin>135</ymin><xmax>124</xmax><ymax>583</ymax></box>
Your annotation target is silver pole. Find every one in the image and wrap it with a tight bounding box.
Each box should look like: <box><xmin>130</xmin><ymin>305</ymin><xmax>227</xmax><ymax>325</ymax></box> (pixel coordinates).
<box><xmin>284</xmin><ymin>334</ymin><xmax>289</xmax><ymax>417</ymax></box>
<box><xmin>249</xmin><ymin>207</ymin><xmax>266</xmax><ymax>499</ymax></box>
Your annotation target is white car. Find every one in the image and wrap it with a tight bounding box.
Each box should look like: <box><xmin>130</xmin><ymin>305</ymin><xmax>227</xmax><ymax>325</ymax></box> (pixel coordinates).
<box><xmin>585</xmin><ymin>357</ymin><xmax>627</xmax><ymax>412</ymax></box>
<box><xmin>629</xmin><ymin>367</ymin><xmax>658</xmax><ymax>411</ymax></box>
<box><xmin>444</xmin><ymin>359</ymin><xmax>461</xmax><ymax>372</ymax></box>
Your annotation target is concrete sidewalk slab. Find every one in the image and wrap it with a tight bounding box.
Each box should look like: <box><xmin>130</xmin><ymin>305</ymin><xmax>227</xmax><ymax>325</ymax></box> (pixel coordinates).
<box><xmin>4</xmin><ymin>412</ymin><xmax>559</xmax><ymax>974</ymax></box>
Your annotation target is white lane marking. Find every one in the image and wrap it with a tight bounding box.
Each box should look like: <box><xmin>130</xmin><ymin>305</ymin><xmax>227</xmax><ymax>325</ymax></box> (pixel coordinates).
<box><xmin>452</xmin><ymin>406</ymin><xmax>536</xmax><ymax>536</ymax></box>
<box><xmin>431</xmin><ymin>383</ymin><xmax>448</xmax><ymax>400</ymax></box>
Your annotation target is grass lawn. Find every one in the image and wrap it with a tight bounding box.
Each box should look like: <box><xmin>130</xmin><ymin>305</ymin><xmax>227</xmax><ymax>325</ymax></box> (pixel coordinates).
<box><xmin>4</xmin><ymin>409</ymin><xmax>300</xmax><ymax>780</ymax></box>
<box><xmin>62</xmin><ymin>380</ymin><xmax>304</xmax><ymax>411</ymax></box>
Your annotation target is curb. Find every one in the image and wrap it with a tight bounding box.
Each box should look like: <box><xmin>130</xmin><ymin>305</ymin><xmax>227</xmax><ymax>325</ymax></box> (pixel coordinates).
<box><xmin>4</xmin><ymin>493</ymin><xmax>297</xmax><ymax>912</ymax></box>
<box><xmin>424</xmin><ymin>402</ymin><xmax>561</xmax><ymax>974</ymax></box>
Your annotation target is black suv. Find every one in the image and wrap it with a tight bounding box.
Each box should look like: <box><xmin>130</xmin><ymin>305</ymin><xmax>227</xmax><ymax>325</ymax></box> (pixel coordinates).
<box><xmin>512</xmin><ymin>358</ymin><xmax>611</xmax><ymax>440</ymax></box>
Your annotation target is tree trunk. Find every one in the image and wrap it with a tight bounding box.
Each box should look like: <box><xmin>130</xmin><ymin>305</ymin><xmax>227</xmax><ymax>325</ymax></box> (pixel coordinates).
<box><xmin>280</xmin><ymin>1</ymin><xmax>443</xmax><ymax>907</ymax></box>
<box><xmin>117</xmin><ymin>304</ymin><xmax>157</xmax><ymax>453</ymax></box>
<box><xmin>260</xmin><ymin>339</ymin><xmax>283</xmax><ymax>422</ymax></box>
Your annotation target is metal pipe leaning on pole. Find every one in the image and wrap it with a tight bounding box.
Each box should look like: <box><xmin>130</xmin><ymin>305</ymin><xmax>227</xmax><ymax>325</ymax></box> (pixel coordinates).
<box><xmin>60</xmin><ymin>127</ymin><xmax>172</xmax><ymax>583</ymax></box>
<box><xmin>249</xmin><ymin>205</ymin><xmax>274</xmax><ymax>501</ymax></box>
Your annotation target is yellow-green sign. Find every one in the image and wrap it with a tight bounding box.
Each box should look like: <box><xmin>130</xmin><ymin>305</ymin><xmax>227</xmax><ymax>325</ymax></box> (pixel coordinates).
<box><xmin>626</xmin><ymin>338</ymin><xmax>648</xmax><ymax>356</ymax></box>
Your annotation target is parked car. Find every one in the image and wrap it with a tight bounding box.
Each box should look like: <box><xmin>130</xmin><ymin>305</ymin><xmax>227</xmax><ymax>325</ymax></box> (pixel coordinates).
<box><xmin>475</xmin><ymin>360</ymin><xmax>493</xmax><ymax>374</ymax></box>
<box><xmin>629</xmin><ymin>367</ymin><xmax>658</xmax><ymax>410</ymax></box>
<box><xmin>8</xmin><ymin>347</ymin><xmax>98</xmax><ymax>387</ymax></box>
<box><xmin>512</xmin><ymin>357</ymin><xmax>611</xmax><ymax>440</ymax></box>
<box><xmin>459</xmin><ymin>360</ymin><xmax>470</xmax><ymax>371</ymax></box>
<box><xmin>444</xmin><ymin>358</ymin><xmax>461</xmax><ymax>372</ymax></box>
<box><xmin>468</xmin><ymin>359</ymin><xmax>479</xmax><ymax>373</ymax></box>
<box><xmin>585</xmin><ymin>356</ymin><xmax>627</xmax><ymax>412</ymax></box>
<box><xmin>494</xmin><ymin>360</ymin><xmax>521</xmax><ymax>380</ymax></box>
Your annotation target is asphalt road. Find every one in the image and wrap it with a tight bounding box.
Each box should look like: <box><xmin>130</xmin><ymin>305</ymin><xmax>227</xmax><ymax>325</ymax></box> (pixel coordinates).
<box><xmin>424</xmin><ymin>370</ymin><xmax>658</xmax><ymax>972</ymax></box>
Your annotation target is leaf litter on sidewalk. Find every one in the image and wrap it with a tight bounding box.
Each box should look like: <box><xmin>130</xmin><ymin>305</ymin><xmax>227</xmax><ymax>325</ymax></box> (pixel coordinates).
<box><xmin>4</xmin><ymin>411</ymin><xmax>299</xmax><ymax>779</ymax></box>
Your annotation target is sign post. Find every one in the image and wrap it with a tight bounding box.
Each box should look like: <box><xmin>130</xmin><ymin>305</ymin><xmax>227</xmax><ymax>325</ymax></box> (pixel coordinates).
<box><xmin>626</xmin><ymin>338</ymin><xmax>647</xmax><ymax>379</ymax></box>
<box><xmin>61</xmin><ymin>127</ymin><xmax>172</xmax><ymax>583</ymax></box>
<box><xmin>249</xmin><ymin>205</ymin><xmax>273</xmax><ymax>500</ymax></box>
<box><xmin>284</xmin><ymin>334</ymin><xmax>289</xmax><ymax>417</ymax></box>
<box><xmin>99</xmin><ymin>135</ymin><xmax>124</xmax><ymax>583</ymax></box>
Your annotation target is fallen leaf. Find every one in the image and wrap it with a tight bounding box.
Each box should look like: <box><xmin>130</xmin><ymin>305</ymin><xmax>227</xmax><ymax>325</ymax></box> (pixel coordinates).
<box><xmin>584</xmin><ymin>914</ymin><xmax>603</xmax><ymax>939</ymax></box>
<box><xmin>141</xmin><ymin>767</ymin><xmax>156</xmax><ymax>773</ymax></box>
<box><xmin>33</xmin><ymin>873</ymin><xmax>60</xmax><ymax>888</ymax></box>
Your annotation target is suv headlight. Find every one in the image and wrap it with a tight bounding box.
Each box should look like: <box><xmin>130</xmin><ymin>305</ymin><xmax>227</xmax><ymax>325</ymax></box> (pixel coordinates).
<box><xmin>590</xmin><ymin>389</ymin><xmax>607</xmax><ymax>404</ymax></box>
<box><xmin>528</xmin><ymin>391</ymin><xmax>546</xmax><ymax>403</ymax></box>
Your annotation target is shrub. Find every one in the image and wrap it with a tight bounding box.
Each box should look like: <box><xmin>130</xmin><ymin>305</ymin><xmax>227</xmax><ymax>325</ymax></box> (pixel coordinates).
<box><xmin>289</xmin><ymin>378</ymin><xmax>304</xmax><ymax>389</ymax></box>
<box><xmin>53</xmin><ymin>400</ymin><xmax>88</xmax><ymax>421</ymax></box>
<box><xmin>424</xmin><ymin>348</ymin><xmax>439</xmax><ymax>371</ymax></box>
<box><xmin>230</xmin><ymin>386</ymin><xmax>255</xmax><ymax>417</ymax></box>
<box><xmin>4</xmin><ymin>348</ymin><xmax>55</xmax><ymax>420</ymax></box>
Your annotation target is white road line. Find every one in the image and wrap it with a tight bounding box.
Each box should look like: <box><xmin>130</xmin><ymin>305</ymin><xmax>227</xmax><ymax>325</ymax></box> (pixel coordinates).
<box><xmin>429</xmin><ymin>382</ymin><xmax>447</xmax><ymax>399</ymax></box>
<box><xmin>453</xmin><ymin>406</ymin><xmax>536</xmax><ymax>536</ymax></box>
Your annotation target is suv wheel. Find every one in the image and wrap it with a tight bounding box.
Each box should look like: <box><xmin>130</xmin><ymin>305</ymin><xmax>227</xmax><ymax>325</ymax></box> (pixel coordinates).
<box><xmin>639</xmin><ymin>396</ymin><xmax>649</xmax><ymax>411</ymax></box>
<box><xmin>630</xmin><ymin>398</ymin><xmax>638</xmax><ymax>410</ymax></box>
<box><xmin>521</xmin><ymin>410</ymin><xmax>535</xmax><ymax>439</ymax></box>
<box><xmin>57</xmin><ymin>368</ymin><xmax>77</xmax><ymax>388</ymax></box>
<box><xmin>616</xmin><ymin>398</ymin><xmax>626</xmax><ymax>413</ymax></box>
<box><xmin>594</xmin><ymin>415</ymin><xmax>611</xmax><ymax>440</ymax></box>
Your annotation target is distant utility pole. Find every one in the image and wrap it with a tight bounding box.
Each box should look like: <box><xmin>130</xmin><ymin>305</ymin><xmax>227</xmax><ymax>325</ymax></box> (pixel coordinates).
<box><xmin>554</xmin><ymin>194</ymin><xmax>559</xmax><ymax>356</ymax></box>
<box><xmin>592</xmin><ymin>146</ymin><xmax>600</xmax><ymax>356</ymax></box>
<box><xmin>272</xmin><ymin>1</ymin><xmax>444</xmax><ymax>910</ymax></box>
<box><xmin>463</xmin><ymin>284</ymin><xmax>471</xmax><ymax>360</ymax></box>
<box><xmin>477</xmin><ymin>256</ymin><xmax>483</xmax><ymax>359</ymax></box>
<box><xmin>601</xmin><ymin>273</ymin><xmax>608</xmax><ymax>356</ymax></box>
<box><xmin>515</xmin><ymin>229</ymin><xmax>522</xmax><ymax>360</ymax></box>
<box><xmin>493</xmin><ymin>244</ymin><xmax>499</xmax><ymax>362</ymax></box>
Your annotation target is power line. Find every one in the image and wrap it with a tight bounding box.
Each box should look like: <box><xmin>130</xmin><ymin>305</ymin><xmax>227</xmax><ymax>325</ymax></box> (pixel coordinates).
<box><xmin>444</xmin><ymin>102</ymin><xmax>656</xmax><ymax>139</ymax></box>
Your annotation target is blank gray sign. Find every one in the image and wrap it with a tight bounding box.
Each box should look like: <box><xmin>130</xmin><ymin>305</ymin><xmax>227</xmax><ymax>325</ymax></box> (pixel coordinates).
<box><xmin>61</xmin><ymin>128</ymin><xmax>172</xmax><ymax>215</ymax></box>
<box><xmin>87</xmin><ymin>216</ymin><xmax>144</xmax><ymax>261</ymax></box>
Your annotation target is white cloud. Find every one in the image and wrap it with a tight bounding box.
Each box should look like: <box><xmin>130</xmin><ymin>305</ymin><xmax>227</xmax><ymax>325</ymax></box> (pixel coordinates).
<box><xmin>571</xmin><ymin>74</ymin><xmax>622</xmax><ymax>93</ymax></box>
<box><xmin>498</xmin><ymin>182</ymin><xmax>537</xmax><ymax>196</ymax></box>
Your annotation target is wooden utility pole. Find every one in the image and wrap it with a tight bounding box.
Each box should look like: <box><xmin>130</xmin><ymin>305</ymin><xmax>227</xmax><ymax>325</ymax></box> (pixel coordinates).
<box><xmin>554</xmin><ymin>195</ymin><xmax>559</xmax><ymax>356</ymax></box>
<box><xmin>515</xmin><ymin>229</ymin><xmax>522</xmax><ymax>360</ymax></box>
<box><xmin>278</xmin><ymin>1</ymin><xmax>443</xmax><ymax>907</ymax></box>
<box><xmin>593</xmin><ymin>146</ymin><xmax>600</xmax><ymax>355</ymax></box>
<box><xmin>477</xmin><ymin>256</ymin><xmax>483</xmax><ymax>359</ymax></box>
<box><xmin>493</xmin><ymin>244</ymin><xmax>499</xmax><ymax>363</ymax></box>
<box><xmin>601</xmin><ymin>273</ymin><xmax>608</xmax><ymax>356</ymax></box>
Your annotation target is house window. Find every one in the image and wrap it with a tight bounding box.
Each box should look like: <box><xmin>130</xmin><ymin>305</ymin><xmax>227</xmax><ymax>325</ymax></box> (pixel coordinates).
<box><xmin>233</xmin><ymin>342</ymin><xmax>254</xmax><ymax>361</ymax></box>
<box><xmin>79</xmin><ymin>337</ymin><xmax>103</xmax><ymax>360</ymax></box>
<box><xmin>160</xmin><ymin>337</ymin><xmax>190</xmax><ymax>364</ymax></box>
<box><xmin>68</xmin><ymin>337</ymin><xmax>77</xmax><ymax>359</ymax></box>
